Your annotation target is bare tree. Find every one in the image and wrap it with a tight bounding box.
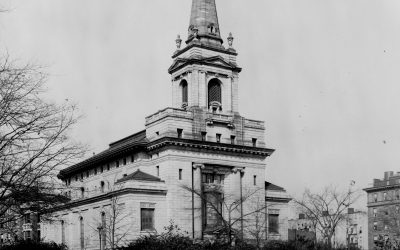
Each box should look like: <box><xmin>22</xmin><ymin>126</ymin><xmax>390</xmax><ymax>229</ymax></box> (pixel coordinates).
<box><xmin>0</xmin><ymin>55</ymin><xmax>85</xmax><ymax>229</ymax></box>
<box><xmin>92</xmin><ymin>183</ymin><xmax>132</xmax><ymax>250</ymax></box>
<box><xmin>182</xmin><ymin>185</ymin><xmax>267</xmax><ymax>246</ymax></box>
<box><xmin>244</xmin><ymin>196</ymin><xmax>268</xmax><ymax>249</ymax></box>
<box><xmin>294</xmin><ymin>185</ymin><xmax>360</xmax><ymax>248</ymax></box>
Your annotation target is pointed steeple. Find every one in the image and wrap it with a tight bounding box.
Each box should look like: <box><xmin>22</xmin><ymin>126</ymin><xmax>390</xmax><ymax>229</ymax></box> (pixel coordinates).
<box><xmin>187</xmin><ymin>0</ymin><xmax>224</xmax><ymax>47</ymax></box>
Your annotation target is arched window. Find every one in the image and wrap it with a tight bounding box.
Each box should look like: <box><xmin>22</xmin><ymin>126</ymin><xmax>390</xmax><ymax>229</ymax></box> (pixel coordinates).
<box><xmin>79</xmin><ymin>217</ymin><xmax>84</xmax><ymax>250</ymax></box>
<box><xmin>100</xmin><ymin>181</ymin><xmax>105</xmax><ymax>193</ymax></box>
<box><xmin>208</xmin><ymin>78</ymin><xmax>222</xmax><ymax>110</ymax></box>
<box><xmin>61</xmin><ymin>220</ymin><xmax>65</xmax><ymax>244</ymax></box>
<box><xmin>101</xmin><ymin>212</ymin><xmax>106</xmax><ymax>248</ymax></box>
<box><xmin>180</xmin><ymin>80</ymin><xmax>188</xmax><ymax>103</ymax></box>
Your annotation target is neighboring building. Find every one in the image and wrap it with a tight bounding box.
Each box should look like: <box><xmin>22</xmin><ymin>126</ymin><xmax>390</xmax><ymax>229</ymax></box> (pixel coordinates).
<box><xmin>288</xmin><ymin>214</ymin><xmax>317</xmax><ymax>242</ymax></box>
<box><xmin>345</xmin><ymin>209</ymin><xmax>368</xmax><ymax>250</ymax></box>
<box><xmin>0</xmin><ymin>213</ymin><xmax>41</xmax><ymax>246</ymax></box>
<box><xmin>364</xmin><ymin>171</ymin><xmax>400</xmax><ymax>249</ymax></box>
<box><xmin>265</xmin><ymin>182</ymin><xmax>291</xmax><ymax>241</ymax></box>
<box><xmin>288</xmin><ymin>209</ymin><xmax>368</xmax><ymax>250</ymax></box>
<box><xmin>42</xmin><ymin>1</ymin><xmax>275</xmax><ymax>249</ymax></box>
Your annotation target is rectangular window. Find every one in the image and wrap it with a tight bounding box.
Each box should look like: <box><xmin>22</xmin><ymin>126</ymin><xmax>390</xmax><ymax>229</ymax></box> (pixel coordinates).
<box><xmin>131</xmin><ymin>155</ymin><xmax>135</xmax><ymax>162</ymax></box>
<box><xmin>86</xmin><ymin>171</ymin><xmax>89</xmax><ymax>178</ymax></box>
<box><xmin>252</xmin><ymin>138</ymin><xmax>257</xmax><ymax>147</ymax></box>
<box><xmin>107</xmin><ymin>164</ymin><xmax>110</xmax><ymax>171</ymax></box>
<box><xmin>216</xmin><ymin>133</ymin><xmax>221</xmax><ymax>143</ymax></box>
<box><xmin>156</xmin><ymin>166</ymin><xmax>159</xmax><ymax>177</ymax></box>
<box><xmin>373</xmin><ymin>208</ymin><xmax>377</xmax><ymax>217</ymax></box>
<box><xmin>116</xmin><ymin>160</ymin><xmax>120</xmax><ymax>168</ymax></box>
<box><xmin>268</xmin><ymin>214</ymin><xmax>279</xmax><ymax>234</ymax></box>
<box><xmin>75</xmin><ymin>175</ymin><xmax>78</xmax><ymax>181</ymax></box>
<box><xmin>177</xmin><ymin>129</ymin><xmax>183</xmax><ymax>139</ymax></box>
<box><xmin>24</xmin><ymin>231</ymin><xmax>31</xmax><ymax>240</ymax></box>
<box><xmin>253</xmin><ymin>175</ymin><xmax>257</xmax><ymax>186</ymax></box>
<box><xmin>100</xmin><ymin>166</ymin><xmax>103</xmax><ymax>173</ymax></box>
<box><xmin>156</xmin><ymin>131</ymin><xmax>159</xmax><ymax>136</ymax></box>
<box><xmin>201</xmin><ymin>132</ymin><xmax>207</xmax><ymax>141</ymax></box>
<box><xmin>80</xmin><ymin>173</ymin><xmax>84</xmax><ymax>180</ymax></box>
<box><xmin>373</xmin><ymin>222</ymin><xmax>377</xmax><ymax>230</ymax></box>
<box><xmin>179</xmin><ymin>169</ymin><xmax>182</xmax><ymax>180</ymax></box>
<box><xmin>141</xmin><ymin>208</ymin><xmax>155</xmax><ymax>231</ymax></box>
<box><xmin>374</xmin><ymin>193</ymin><xmax>378</xmax><ymax>202</ymax></box>
<box><xmin>202</xmin><ymin>173</ymin><xmax>224</xmax><ymax>184</ymax></box>
<box><xmin>123</xmin><ymin>158</ymin><xmax>127</xmax><ymax>165</ymax></box>
<box><xmin>384</xmin><ymin>192</ymin><xmax>387</xmax><ymax>200</ymax></box>
<box><xmin>24</xmin><ymin>214</ymin><xmax>31</xmax><ymax>224</ymax></box>
<box><xmin>230</xmin><ymin>135</ymin><xmax>236</xmax><ymax>145</ymax></box>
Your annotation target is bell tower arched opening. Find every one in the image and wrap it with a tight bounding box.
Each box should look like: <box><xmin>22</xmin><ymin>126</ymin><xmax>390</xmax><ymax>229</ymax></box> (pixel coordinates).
<box><xmin>180</xmin><ymin>80</ymin><xmax>188</xmax><ymax>104</ymax></box>
<box><xmin>208</xmin><ymin>78</ymin><xmax>222</xmax><ymax>112</ymax></box>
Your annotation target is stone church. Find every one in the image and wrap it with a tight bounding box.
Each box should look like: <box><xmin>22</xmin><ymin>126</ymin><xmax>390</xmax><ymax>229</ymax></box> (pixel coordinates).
<box><xmin>42</xmin><ymin>0</ymin><xmax>276</xmax><ymax>249</ymax></box>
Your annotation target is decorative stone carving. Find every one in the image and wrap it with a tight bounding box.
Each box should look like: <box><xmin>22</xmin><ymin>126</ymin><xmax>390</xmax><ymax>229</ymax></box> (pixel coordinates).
<box><xmin>175</xmin><ymin>34</ymin><xmax>182</xmax><ymax>49</ymax></box>
<box><xmin>227</xmin><ymin>32</ymin><xmax>234</xmax><ymax>48</ymax></box>
<box><xmin>181</xmin><ymin>102</ymin><xmax>188</xmax><ymax>110</ymax></box>
<box><xmin>193</xmin><ymin>28</ymin><xmax>199</xmax><ymax>40</ymax></box>
<box><xmin>232</xmin><ymin>167</ymin><xmax>245</xmax><ymax>174</ymax></box>
<box><xmin>193</xmin><ymin>163</ymin><xmax>205</xmax><ymax>170</ymax></box>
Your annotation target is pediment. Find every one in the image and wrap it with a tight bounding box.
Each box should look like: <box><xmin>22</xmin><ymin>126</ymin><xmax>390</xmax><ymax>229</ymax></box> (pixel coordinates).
<box><xmin>203</xmin><ymin>56</ymin><xmax>235</xmax><ymax>68</ymax></box>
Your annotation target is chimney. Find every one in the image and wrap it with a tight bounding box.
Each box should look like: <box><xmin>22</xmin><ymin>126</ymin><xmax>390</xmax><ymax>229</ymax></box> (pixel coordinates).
<box><xmin>384</xmin><ymin>171</ymin><xmax>394</xmax><ymax>180</ymax></box>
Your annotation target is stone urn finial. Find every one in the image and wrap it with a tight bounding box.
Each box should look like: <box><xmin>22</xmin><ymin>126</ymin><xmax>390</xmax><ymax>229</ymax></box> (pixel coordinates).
<box><xmin>227</xmin><ymin>32</ymin><xmax>234</xmax><ymax>48</ymax></box>
<box><xmin>193</xmin><ymin>28</ymin><xmax>199</xmax><ymax>40</ymax></box>
<box><xmin>176</xmin><ymin>34</ymin><xmax>182</xmax><ymax>49</ymax></box>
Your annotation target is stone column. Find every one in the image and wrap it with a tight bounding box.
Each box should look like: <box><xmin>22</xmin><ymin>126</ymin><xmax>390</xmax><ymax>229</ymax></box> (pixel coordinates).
<box><xmin>192</xmin><ymin>163</ymin><xmax>204</xmax><ymax>239</ymax></box>
<box><xmin>231</xmin><ymin>74</ymin><xmax>239</xmax><ymax>113</ymax></box>
<box><xmin>199</xmin><ymin>71</ymin><xmax>207</xmax><ymax>108</ymax></box>
<box><xmin>189</xmin><ymin>70</ymin><xmax>199</xmax><ymax>107</ymax></box>
<box><xmin>231</xmin><ymin>168</ymin><xmax>245</xmax><ymax>239</ymax></box>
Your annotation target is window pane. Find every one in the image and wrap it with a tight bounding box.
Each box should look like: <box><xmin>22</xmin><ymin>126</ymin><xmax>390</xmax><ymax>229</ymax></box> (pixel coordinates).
<box><xmin>208</xmin><ymin>79</ymin><xmax>221</xmax><ymax>105</ymax></box>
<box><xmin>141</xmin><ymin>208</ymin><xmax>155</xmax><ymax>231</ymax></box>
<box><xmin>268</xmin><ymin>214</ymin><xmax>279</xmax><ymax>233</ymax></box>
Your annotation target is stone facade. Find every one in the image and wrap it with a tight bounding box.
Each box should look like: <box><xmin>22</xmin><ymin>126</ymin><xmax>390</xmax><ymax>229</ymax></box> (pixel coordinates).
<box><xmin>364</xmin><ymin>171</ymin><xmax>400</xmax><ymax>250</ymax></box>
<box><xmin>41</xmin><ymin>1</ymin><xmax>275</xmax><ymax>249</ymax></box>
<box><xmin>265</xmin><ymin>182</ymin><xmax>291</xmax><ymax>241</ymax></box>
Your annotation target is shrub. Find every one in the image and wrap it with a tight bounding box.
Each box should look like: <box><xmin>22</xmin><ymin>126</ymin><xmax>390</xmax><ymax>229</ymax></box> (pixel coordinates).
<box><xmin>0</xmin><ymin>240</ymin><xmax>67</xmax><ymax>250</ymax></box>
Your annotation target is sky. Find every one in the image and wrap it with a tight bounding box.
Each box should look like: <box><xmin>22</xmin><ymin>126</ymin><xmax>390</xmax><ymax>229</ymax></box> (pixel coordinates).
<box><xmin>1</xmin><ymin>0</ymin><xmax>400</xmax><ymax>209</ymax></box>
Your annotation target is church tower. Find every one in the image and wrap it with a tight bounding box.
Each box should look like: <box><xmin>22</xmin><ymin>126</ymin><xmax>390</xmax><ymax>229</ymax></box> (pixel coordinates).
<box><xmin>169</xmin><ymin>0</ymin><xmax>240</xmax><ymax>114</ymax></box>
<box><xmin>143</xmin><ymin>0</ymin><xmax>274</xmax><ymax>238</ymax></box>
<box><xmin>49</xmin><ymin>1</ymin><xmax>275</xmax><ymax>247</ymax></box>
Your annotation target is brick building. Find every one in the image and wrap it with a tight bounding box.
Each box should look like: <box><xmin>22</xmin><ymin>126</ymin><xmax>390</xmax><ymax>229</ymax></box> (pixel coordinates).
<box><xmin>0</xmin><ymin>212</ymin><xmax>40</xmax><ymax>246</ymax></box>
<box><xmin>364</xmin><ymin>171</ymin><xmax>400</xmax><ymax>249</ymax></box>
<box><xmin>41</xmin><ymin>1</ymin><xmax>276</xmax><ymax>249</ymax></box>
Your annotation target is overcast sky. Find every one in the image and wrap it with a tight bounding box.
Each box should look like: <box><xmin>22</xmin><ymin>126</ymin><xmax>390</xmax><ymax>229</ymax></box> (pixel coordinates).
<box><xmin>1</xmin><ymin>0</ymin><xmax>400</xmax><ymax>208</ymax></box>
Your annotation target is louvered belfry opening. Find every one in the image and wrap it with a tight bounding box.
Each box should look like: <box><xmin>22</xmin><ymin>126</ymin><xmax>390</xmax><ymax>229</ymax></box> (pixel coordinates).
<box><xmin>208</xmin><ymin>78</ymin><xmax>222</xmax><ymax>109</ymax></box>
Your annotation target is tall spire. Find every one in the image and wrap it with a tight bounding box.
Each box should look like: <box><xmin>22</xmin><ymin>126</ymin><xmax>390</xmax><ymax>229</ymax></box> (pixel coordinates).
<box><xmin>187</xmin><ymin>0</ymin><xmax>223</xmax><ymax>47</ymax></box>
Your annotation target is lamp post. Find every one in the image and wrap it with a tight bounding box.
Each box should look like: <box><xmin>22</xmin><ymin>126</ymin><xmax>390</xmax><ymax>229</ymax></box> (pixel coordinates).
<box><xmin>97</xmin><ymin>224</ymin><xmax>103</xmax><ymax>250</ymax></box>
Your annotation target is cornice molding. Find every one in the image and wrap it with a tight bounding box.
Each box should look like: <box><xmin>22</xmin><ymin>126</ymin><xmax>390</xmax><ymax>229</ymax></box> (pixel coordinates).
<box><xmin>147</xmin><ymin>137</ymin><xmax>274</xmax><ymax>158</ymax></box>
<box><xmin>172</xmin><ymin>43</ymin><xmax>237</xmax><ymax>59</ymax></box>
<box><xmin>50</xmin><ymin>188</ymin><xmax>167</xmax><ymax>212</ymax></box>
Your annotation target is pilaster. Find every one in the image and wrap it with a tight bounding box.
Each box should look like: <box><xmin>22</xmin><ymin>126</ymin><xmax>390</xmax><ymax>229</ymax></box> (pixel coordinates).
<box><xmin>192</xmin><ymin>163</ymin><xmax>204</xmax><ymax>239</ymax></box>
